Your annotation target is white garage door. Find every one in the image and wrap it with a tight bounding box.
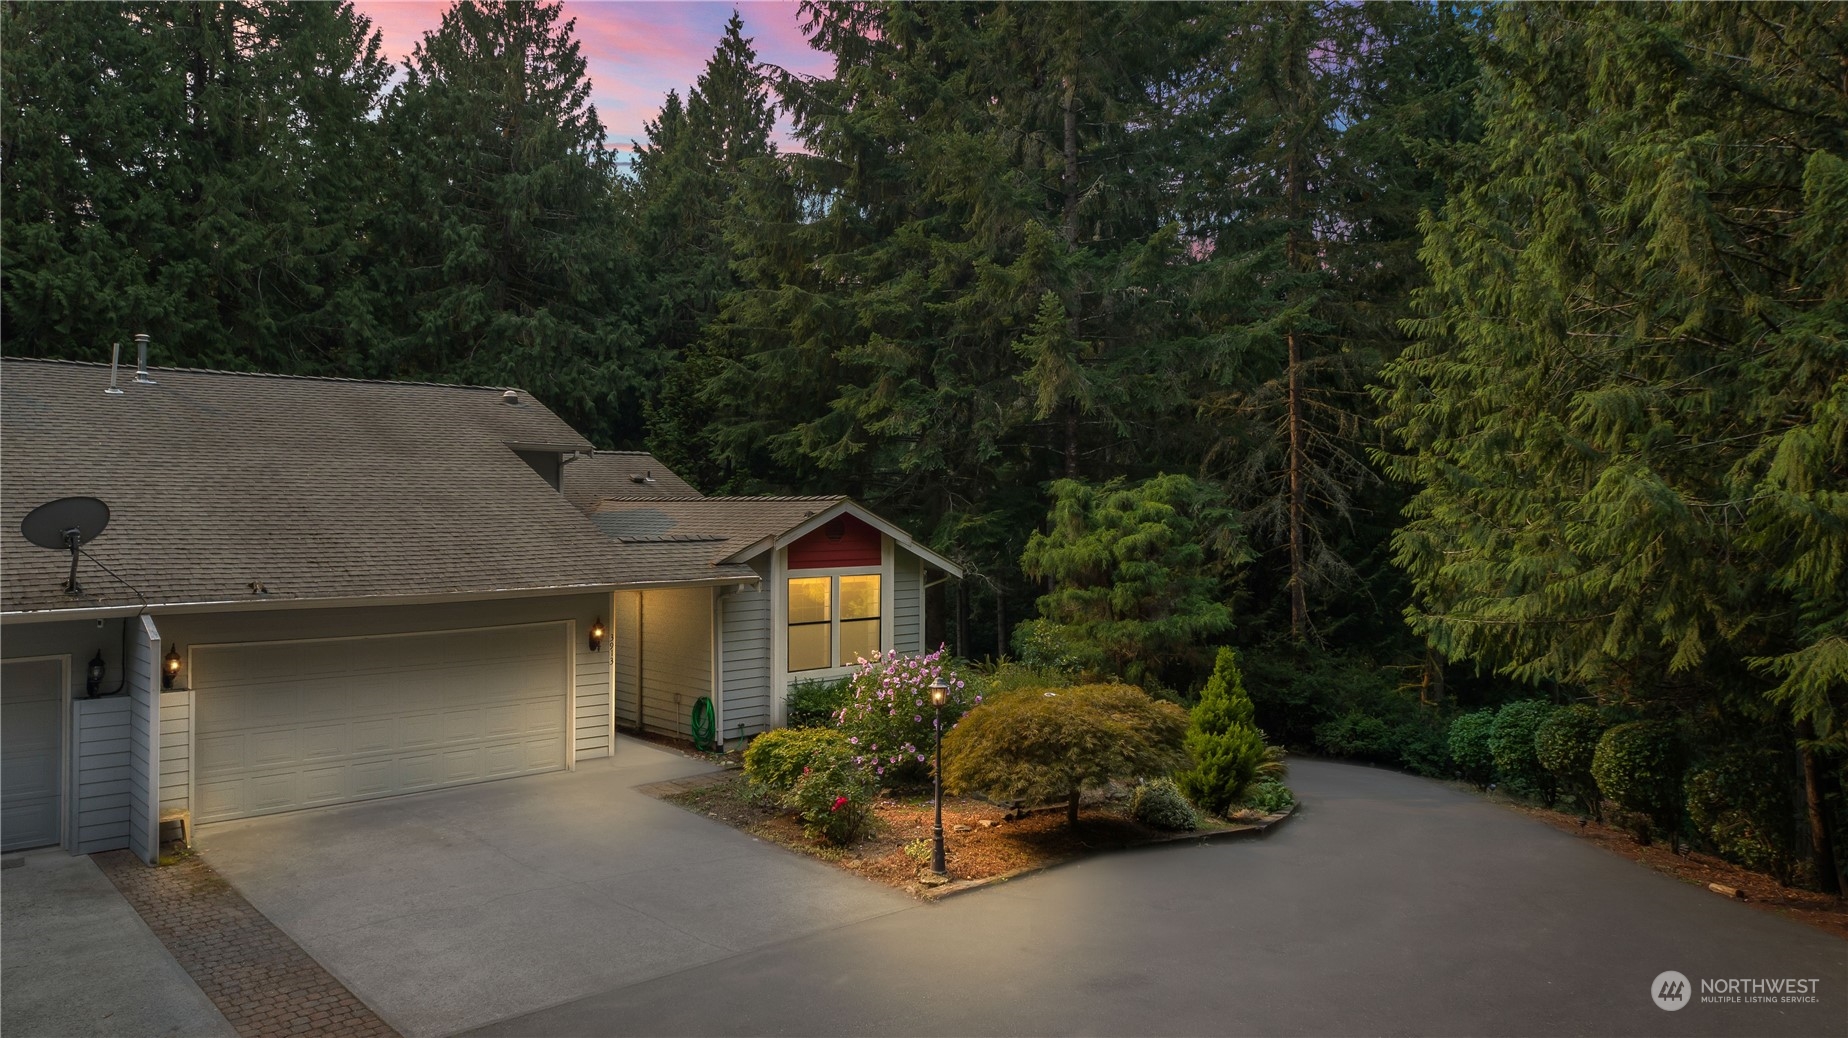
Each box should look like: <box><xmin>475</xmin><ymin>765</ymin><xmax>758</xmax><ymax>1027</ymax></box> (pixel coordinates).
<box><xmin>2</xmin><ymin>658</ymin><xmax>64</xmax><ymax>852</ymax></box>
<box><xmin>194</xmin><ymin>624</ymin><xmax>569</xmax><ymax>823</ymax></box>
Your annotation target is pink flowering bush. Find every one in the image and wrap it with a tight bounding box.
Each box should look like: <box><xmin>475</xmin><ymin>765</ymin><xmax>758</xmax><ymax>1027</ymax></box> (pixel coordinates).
<box><xmin>834</xmin><ymin>647</ymin><xmax>980</xmax><ymax>785</ymax></box>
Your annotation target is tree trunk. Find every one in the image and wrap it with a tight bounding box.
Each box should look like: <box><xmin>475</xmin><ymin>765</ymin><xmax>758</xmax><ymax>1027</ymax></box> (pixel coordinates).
<box><xmin>994</xmin><ymin>585</ymin><xmax>1006</xmax><ymax>661</ymax></box>
<box><xmin>1797</xmin><ymin>719</ymin><xmax>1842</xmax><ymax>895</ymax></box>
<box><xmin>1060</xmin><ymin>73</ymin><xmax>1081</xmax><ymax>481</ymax></box>
<box><xmin>1286</xmin><ymin>325</ymin><xmax>1307</xmax><ymax>643</ymax></box>
<box><xmin>1065</xmin><ymin>405</ymin><xmax>1080</xmax><ymax>479</ymax></box>
<box><xmin>1067</xmin><ymin>787</ymin><xmax>1081</xmax><ymax>828</ymax></box>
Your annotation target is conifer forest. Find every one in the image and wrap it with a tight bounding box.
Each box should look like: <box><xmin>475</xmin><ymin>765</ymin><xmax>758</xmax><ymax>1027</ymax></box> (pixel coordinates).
<box><xmin>5</xmin><ymin>2</ymin><xmax>1845</xmax><ymax>891</ymax></box>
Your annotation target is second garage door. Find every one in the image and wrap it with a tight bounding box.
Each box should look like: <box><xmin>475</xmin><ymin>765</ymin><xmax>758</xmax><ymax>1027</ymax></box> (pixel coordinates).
<box><xmin>193</xmin><ymin>623</ymin><xmax>570</xmax><ymax>823</ymax></box>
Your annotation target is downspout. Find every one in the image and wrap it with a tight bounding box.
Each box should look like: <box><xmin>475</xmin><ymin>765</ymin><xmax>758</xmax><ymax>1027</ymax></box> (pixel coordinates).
<box><xmin>710</xmin><ymin>588</ymin><xmax>725</xmax><ymax>750</ymax></box>
<box><xmin>636</xmin><ymin>591</ymin><xmax>646</xmax><ymax>735</ymax></box>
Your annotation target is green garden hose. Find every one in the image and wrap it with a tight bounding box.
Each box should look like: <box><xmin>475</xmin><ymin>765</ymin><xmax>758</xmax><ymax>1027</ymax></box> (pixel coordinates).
<box><xmin>690</xmin><ymin>696</ymin><xmax>718</xmax><ymax>752</ymax></box>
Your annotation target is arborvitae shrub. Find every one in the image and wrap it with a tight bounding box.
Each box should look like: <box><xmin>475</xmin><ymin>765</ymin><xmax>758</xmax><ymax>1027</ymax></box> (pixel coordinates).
<box><xmin>1447</xmin><ymin>709</ymin><xmax>1498</xmax><ymax>788</ymax></box>
<box><xmin>1592</xmin><ymin>721</ymin><xmax>1684</xmax><ymax>845</ymax></box>
<box><xmin>1534</xmin><ymin>704</ymin><xmax>1604</xmax><ymax>815</ymax></box>
<box><xmin>1174</xmin><ymin>648</ymin><xmax>1283</xmax><ymax>815</ymax></box>
<box><xmin>1489</xmin><ymin>700</ymin><xmax>1556</xmax><ymax>803</ymax></box>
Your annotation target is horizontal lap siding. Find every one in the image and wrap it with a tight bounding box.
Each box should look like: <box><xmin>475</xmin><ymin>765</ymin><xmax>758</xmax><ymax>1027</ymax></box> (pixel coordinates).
<box><xmin>614</xmin><ymin>592</ymin><xmax>640</xmax><ymax>728</ymax></box>
<box><xmin>575</xmin><ymin>640</ymin><xmax>611</xmax><ymax>760</ymax></box>
<box><xmin>128</xmin><ymin>616</ymin><xmax>159</xmax><ymax>862</ymax></box>
<box><xmin>75</xmin><ymin>696</ymin><xmax>131</xmax><ymax>854</ymax></box>
<box><xmin>639</xmin><ymin>587</ymin><xmax>712</xmax><ymax>739</ymax></box>
<box><xmin>894</xmin><ymin>553</ymin><xmax>922</xmax><ymax>656</ymax></box>
<box><xmin>159</xmin><ymin>691</ymin><xmax>191</xmax><ymax>814</ymax></box>
<box><xmin>720</xmin><ymin>587</ymin><xmax>772</xmax><ymax>743</ymax></box>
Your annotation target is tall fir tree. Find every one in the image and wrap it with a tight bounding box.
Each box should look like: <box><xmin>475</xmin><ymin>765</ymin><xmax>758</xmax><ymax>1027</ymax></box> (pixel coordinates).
<box><xmin>376</xmin><ymin>0</ymin><xmax>646</xmax><ymax>444</ymax></box>
<box><xmin>1177</xmin><ymin>1</ymin><xmax>1477</xmax><ymax>645</ymax></box>
<box><xmin>1380</xmin><ymin>2</ymin><xmax>1847</xmax><ymax>891</ymax></box>
<box><xmin>2</xmin><ymin>2</ymin><xmax>391</xmax><ymax>371</ymax></box>
<box><xmin>636</xmin><ymin>12</ymin><xmax>782</xmax><ymax>490</ymax></box>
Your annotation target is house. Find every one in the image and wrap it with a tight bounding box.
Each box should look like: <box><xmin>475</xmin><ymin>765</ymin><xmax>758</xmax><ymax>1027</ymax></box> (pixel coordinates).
<box><xmin>0</xmin><ymin>356</ymin><xmax>958</xmax><ymax>863</ymax></box>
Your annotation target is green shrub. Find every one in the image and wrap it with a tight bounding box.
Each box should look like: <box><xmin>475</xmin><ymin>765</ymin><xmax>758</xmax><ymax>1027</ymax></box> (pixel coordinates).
<box><xmin>786</xmin><ymin>676</ymin><xmax>852</xmax><ymax>728</ymax></box>
<box><xmin>1535</xmin><ymin>704</ymin><xmax>1604</xmax><ymax>814</ymax></box>
<box><xmin>968</xmin><ymin>661</ymin><xmax>1079</xmax><ymax>703</ymax></box>
<box><xmin>1592</xmin><ymin>721</ymin><xmax>1685</xmax><ymax>845</ymax></box>
<box><xmin>1010</xmin><ymin>618</ymin><xmax>1103</xmax><ymax>675</ymax></box>
<box><xmin>943</xmin><ymin>682</ymin><xmax>1189</xmax><ymax>827</ymax></box>
<box><xmin>836</xmin><ymin>648</ymin><xmax>979</xmax><ymax>785</ymax></box>
<box><xmin>1685</xmin><ymin>746</ymin><xmax>1797</xmax><ymax>882</ymax></box>
<box><xmin>785</xmin><ymin>748</ymin><xmax>878</xmax><ymax>845</ymax></box>
<box><xmin>1314</xmin><ymin>712</ymin><xmax>1396</xmax><ymax>762</ymax></box>
<box><xmin>1489</xmin><ymin>700</ymin><xmax>1556</xmax><ymax>803</ymax></box>
<box><xmin>1447</xmin><ymin>709</ymin><xmax>1498</xmax><ymax>788</ymax></box>
<box><xmin>1130</xmin><ymin>778</ymin><xmax>1199</xmax><ymax>831</ymax></box>
<box><xmin>743</xmin><ymin>727</ymin><xmax>854</xmax><ymax>795</ymax></box>
<box><xmin>1175</xmin><ymin>649</ymin><xmax>1284</xmax><ymax>815</ymax></box>
<box><xmin>1241</xmin><ymin>778</ymin><xmax>1296</xmax><ymax>814</ymax></box>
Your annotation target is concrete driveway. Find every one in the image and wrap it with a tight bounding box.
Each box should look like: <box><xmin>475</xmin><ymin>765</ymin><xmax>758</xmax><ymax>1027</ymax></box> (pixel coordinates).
<box><xmin>0</xmin><ymin>849</ymin><xmax>235</xmax><ymax>1038</ymax></box>
<box><xmin>468</xmin><ymin>759</ymin><xmax>1848</xmax><ymax>1038</ymax></box>
<box><xmin>196</xmin><ymin>736</ymin><xmax>910</xmax><ymax>1038</ymax></box>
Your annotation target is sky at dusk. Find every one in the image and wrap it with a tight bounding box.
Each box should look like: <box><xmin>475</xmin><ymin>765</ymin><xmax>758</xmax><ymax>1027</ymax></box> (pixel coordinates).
<box><xmin>351</xmin><ymin>1</ymin><xmax>834</xmax><ymax>158</ymax></box>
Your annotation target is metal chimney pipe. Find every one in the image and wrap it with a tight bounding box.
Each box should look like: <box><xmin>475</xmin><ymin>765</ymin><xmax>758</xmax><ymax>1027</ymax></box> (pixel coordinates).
<box><xmin>105</xmin><ymin>342</ymin><xmax>125</xmax><ymax>395</ymax></box>
<box><xmin>132</xmin><ymin>333</ymin><xmax>156</xmax><ymax>384</ymax></box>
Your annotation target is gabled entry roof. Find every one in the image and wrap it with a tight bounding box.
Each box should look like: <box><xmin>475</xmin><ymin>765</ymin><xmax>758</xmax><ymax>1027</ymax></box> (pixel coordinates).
<box><xmin>591</xmin><ymin>494</ymin><xmax>963</xmax><ymax>578</ymax></box>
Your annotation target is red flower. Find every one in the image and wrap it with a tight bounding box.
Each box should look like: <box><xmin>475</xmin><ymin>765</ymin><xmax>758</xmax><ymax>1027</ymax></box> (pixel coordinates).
<box><xmin>831</xmin><ymin>795</ymin><xmax>849</xmax><ymax>812</ymax></box>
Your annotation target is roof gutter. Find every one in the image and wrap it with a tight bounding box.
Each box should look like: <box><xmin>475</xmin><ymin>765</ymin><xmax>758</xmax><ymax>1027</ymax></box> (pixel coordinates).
<box><xmin>0</xmin><ymin>580</ymin><xmax>677</xmax><ymax>625</ymax></box>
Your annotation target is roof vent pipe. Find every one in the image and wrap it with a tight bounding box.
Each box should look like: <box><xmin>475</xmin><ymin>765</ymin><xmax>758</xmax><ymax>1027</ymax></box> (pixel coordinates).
<box><xmin>105</xmin><ymin>342</ymin><xmax>125</xmax><ymax>396</ymax></box>
<box><xmin>132</xmin><ymin>333</ymin><xmax>156</xmax><ymax>385</ymax></box>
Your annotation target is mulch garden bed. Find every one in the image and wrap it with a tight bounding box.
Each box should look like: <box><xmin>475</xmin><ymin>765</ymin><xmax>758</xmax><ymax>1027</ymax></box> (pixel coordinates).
<box><xmin>659</xmin><ymin>771</ymin><xmax>1278</xmax><ymax>897</ymax></box>
<box><xmin>1502</xmin><ymin>799</ymin><xmax>1848</xmax><ymax>940</ymax></box>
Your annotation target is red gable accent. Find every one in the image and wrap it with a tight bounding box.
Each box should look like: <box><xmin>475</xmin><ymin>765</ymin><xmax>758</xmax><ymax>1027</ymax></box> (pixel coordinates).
<box><xmin>788</xmin><ymin>514</ymin><xmax>882</xmax><ymax>569</ymax></box>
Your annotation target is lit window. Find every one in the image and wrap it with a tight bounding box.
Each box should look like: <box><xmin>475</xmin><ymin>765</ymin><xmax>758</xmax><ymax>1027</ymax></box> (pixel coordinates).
<box><xmin>787</xmin><ymin>577</ymin><xmax>832</xmax><ymax>672</ymax></box>
<box><xmin>787</xmin><ymin>574</ymin><xmax>881</xmax><ymax>672</ymax></box>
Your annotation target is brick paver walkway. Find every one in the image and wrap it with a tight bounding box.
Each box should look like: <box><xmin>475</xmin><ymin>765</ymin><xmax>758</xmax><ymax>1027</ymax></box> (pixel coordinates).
<box><xmin>95</xmin><ymin>850</ymin><xmax>399</xmax><ymax>1038</ymax></box>
<box><xmin>633</xmin><ymin>769</ymin><xmax>733</xmax><ymax>799</ymax></box>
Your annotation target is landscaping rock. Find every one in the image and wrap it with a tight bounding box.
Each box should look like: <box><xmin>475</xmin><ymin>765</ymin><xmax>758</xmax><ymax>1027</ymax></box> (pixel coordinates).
<box><xmin>917</xmin><ymin>870</ymin><xmax>950</xmax><ymax>887</ymax></box>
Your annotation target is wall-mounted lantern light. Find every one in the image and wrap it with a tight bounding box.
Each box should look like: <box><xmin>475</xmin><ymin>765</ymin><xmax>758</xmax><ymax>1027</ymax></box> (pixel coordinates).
<box><xmin>589</xmin><ymin>617</ymin><xmax>606</xmax><ymax>653</ymax></box>
<box><xmin>162</xmin><ymin>644</ymin><xmax>182</xmax><ymax>689</ymax></box>
<box><xmin>86</xmin><ymin>651</ymin><xmax>106</xmax><ymax>697</ymax></box>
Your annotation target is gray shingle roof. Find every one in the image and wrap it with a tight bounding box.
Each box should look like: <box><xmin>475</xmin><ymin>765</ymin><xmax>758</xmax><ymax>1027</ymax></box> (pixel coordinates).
<box><xmin>591</xmin><ymin>497</ymin><xmax>848</xmax><ymax>566</ymax></box>
<box><xmin>0</xmin><ymin>359</ymin><xmax>719</xmax><ymax>615</ymax></box>
<box><xmin>561</xmin><ymin>450</ymin><xmax>702</xmax><ymax>514</ymax></box>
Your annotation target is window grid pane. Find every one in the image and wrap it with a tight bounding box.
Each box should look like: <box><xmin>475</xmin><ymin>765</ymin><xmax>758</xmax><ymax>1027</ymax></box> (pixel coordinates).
<box><xmin>789</xmin><ymin>623</ymin><xmax>830</xmax><ymax>673</ymax></box>
<box><xmin>839</xmin><ymin>574</ymin><xmax>880</xmax><ymax>620</ymax></box>
<box><xmin>839</xmin><ymin>619</ymin><xmax>880</xmax><ymax>667</ymax></box>
<box><xmin>787</xmin><ymin>577</ymin><xmax>831</xmax><ymax>624</ymax></box>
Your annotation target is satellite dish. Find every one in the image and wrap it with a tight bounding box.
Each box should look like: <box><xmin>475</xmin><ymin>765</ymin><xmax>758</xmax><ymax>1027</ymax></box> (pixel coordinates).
<box><xmin>21</xmin><ymin>497</ymin><xmax>110</xmax><ymax>595</ymax></box>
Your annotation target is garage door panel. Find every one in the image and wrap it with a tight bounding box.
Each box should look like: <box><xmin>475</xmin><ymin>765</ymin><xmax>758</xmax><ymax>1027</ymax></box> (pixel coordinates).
<box><xmin>194</xmin><ymin>624</ymin><xmax>569</xmax><ymax>823</ymax></box>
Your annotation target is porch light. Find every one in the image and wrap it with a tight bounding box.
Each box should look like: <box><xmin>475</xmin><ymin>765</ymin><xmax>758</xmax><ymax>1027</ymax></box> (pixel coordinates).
<box><xmin>86</xmin><ymin>651</ymin><xmax>105</xmax><ymax>697</ymax></box>
<box><xmin>162</xmin><ymin>644</ymin><xmax>181</xmax><ymax>689</ymax></box>
<box><xmin>589</xmin><ymin>617</ymin><xmax>606</xmax><ymax>653</ymax></box>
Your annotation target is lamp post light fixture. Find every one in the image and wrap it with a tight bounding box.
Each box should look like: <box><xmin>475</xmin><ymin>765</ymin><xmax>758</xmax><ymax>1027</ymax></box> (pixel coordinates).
<box><xmin>929</xmin><ymin>675</ymin><xmax>949</xmax><ymax>876</ymax></box>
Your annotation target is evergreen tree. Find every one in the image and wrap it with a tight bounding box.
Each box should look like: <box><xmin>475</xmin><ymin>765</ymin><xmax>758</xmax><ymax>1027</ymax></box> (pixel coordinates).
<box><xmin>693</xmin><ymin>1</ymin><xmax>1209</xmax><ymax>651</ymax></box>
<box><xmin>2</xmin><ymin>2</ymin><xmax>391</xmax><ymax>370</ymax></box>
<box><xmin>1178</xmin><ymin>1</ymin><xmax>1476</xmax><ymax>644</ymax></box>
<box><xmin>636</xmin><ymin>12</ymin><xmax>783</xmax><ymax>490</ymax></box>
<box><xmin>1176</xmin><ymin>648</ymin><xmax>1283</xmax><ymax>815</ymax></box>
<box><xmin>1379</xmin><ymin>3</ymin><xmax>1848</xmax><ymax>891</ymax></box>
<box><xmin>377</xmin><ymin>0</ymin><xmax>646</xmax><ymax>444</ymax></box>
<box><xmin>1019</xmin><ymin>474</ymin><xmax>1247</xmax><ymax>687</ymax></box>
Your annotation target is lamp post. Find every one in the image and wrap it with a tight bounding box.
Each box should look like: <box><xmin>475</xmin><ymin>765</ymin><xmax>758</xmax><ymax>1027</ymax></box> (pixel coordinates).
<box><xmin>929</xmin><ymin>675</ymin><xmax>949</xmax><ymax>876</ymax></box>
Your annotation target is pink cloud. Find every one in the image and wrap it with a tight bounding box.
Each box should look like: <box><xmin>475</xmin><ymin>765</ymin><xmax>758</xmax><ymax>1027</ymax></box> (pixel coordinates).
<box><xmin>351</xmin><ymin>1</ymin><xmax>832</xmax><ymax>158</ymax></box>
